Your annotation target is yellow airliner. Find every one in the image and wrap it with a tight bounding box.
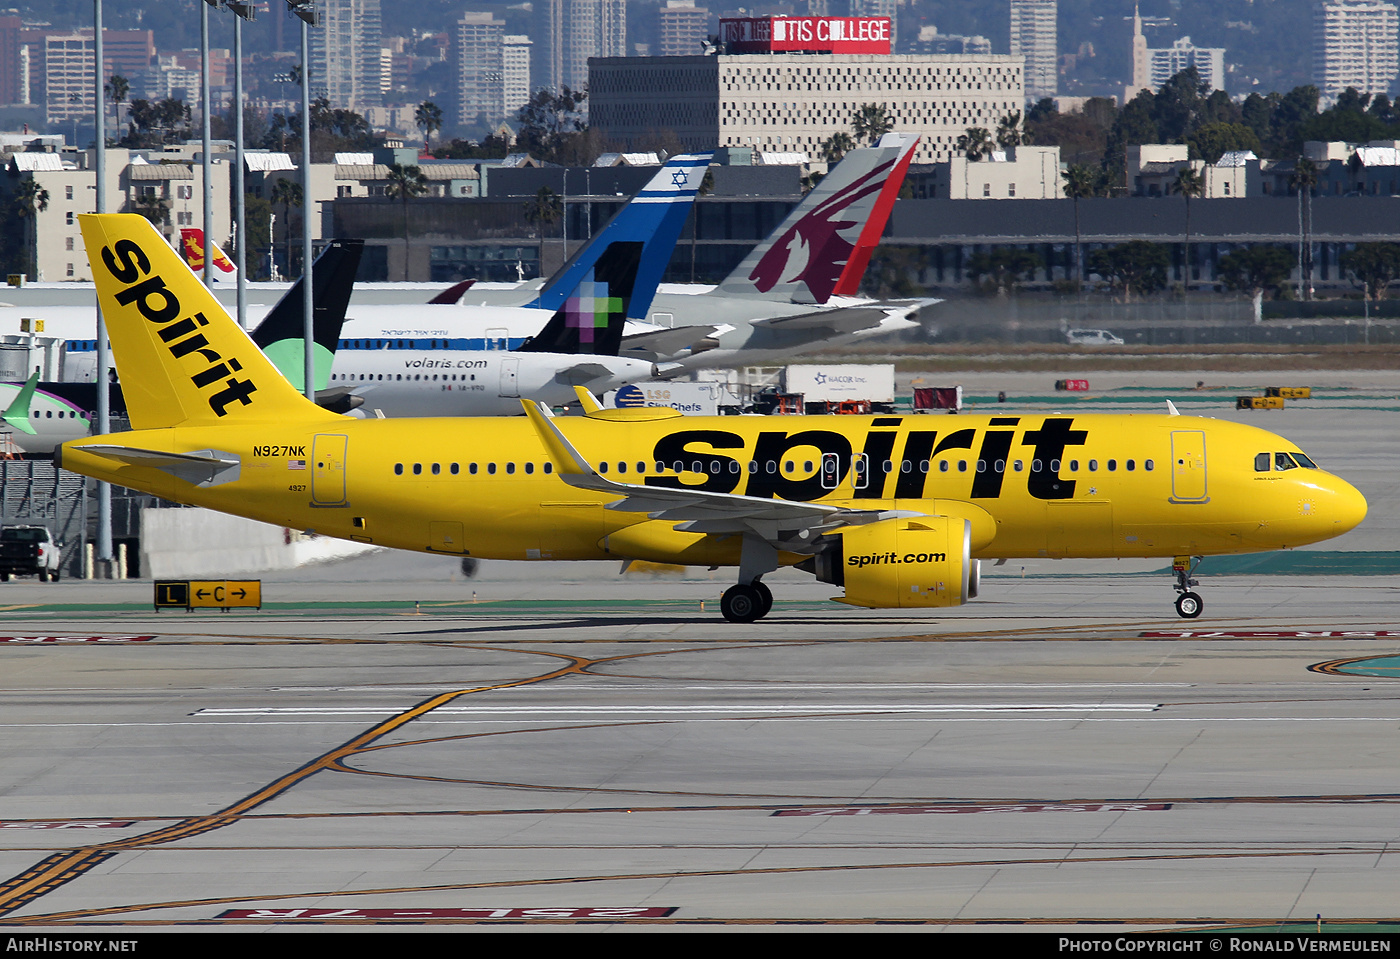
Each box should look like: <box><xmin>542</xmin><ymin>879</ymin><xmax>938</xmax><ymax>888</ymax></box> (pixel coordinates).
<box><xmin>61</xmin><ymin>215</ymin><xmax>1367</xmax><ymax>622</ymax></box>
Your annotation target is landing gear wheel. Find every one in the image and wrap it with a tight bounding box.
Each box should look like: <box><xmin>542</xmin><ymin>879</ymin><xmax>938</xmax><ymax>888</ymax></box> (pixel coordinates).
<box><xmin>721</xmin><ymin>584</ymin><xmax>764</xmax><ymax>623</ymax></box>
<box><xmin>753</xmin><ymin>581</ymin><xmax>773</xmax><ymax>619</ymax></box>
<box><xmin>1175</xmin><ymin>591</ymin><xmax>1203</xmax><ymax>619</ymax></box>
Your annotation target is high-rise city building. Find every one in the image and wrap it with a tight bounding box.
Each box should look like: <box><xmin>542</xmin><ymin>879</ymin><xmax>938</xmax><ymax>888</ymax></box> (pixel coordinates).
<box><xmin>453</xmin><ymin>15</ymin><xmax>533</xmax><ymax>128</ymax></box>
<box><xmin>592</xmin><ymin>41</ymin><xmax>1022</xmax><ymax>164</ymax></box>
<box><xmin>561</xmin><ymin>0</ymin><xmax>627</xmax><ymax>94</ymax></box>
<box><xmin>455</xmin><ymin>13</ymin><xmax>505</xmax><ymax>127</ymax></box>
<box><xmin>1009</xmin><ymin>0</ymin><xmax>1056</xmax><ymax>101</ymax></box>
<box><xmin>1149</xmin><ymin>36</ymin><xmax>1225</xmax><ymax>91</ymax></box>
<box><xmin>850</xmin><ymin>0</ymin><xmax>900</xmax><ymax>48</ymax></box>
<box><xmin>310</xmin><ymin>0</ymin><xmax>384</xmax><ymax>112</ymax></box>
<box><xmin>502</xmin><ymin>35</ymin><xmax>532</xmax><ymax>120</ymax></box>
<box><xmin>658</xmin><ymin>0</ymin><xmax>709</xmax><ymax>58</ymax></box>
<box><xmin>43</xmin><ymin>34</ymin><xmax>92</xmax><ymax>125</ymax></box>
<box><xmin>1314</xmin><ymin>0</ymin><xmax>1399</xmax><ymax>100</ymax></box>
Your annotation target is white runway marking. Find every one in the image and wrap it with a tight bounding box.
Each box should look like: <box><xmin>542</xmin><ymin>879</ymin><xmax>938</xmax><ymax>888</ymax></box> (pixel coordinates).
<box><xmin>191</xmin><ymin>703</ymin><xmax>1164</xmax><ymax>716</ymax></box>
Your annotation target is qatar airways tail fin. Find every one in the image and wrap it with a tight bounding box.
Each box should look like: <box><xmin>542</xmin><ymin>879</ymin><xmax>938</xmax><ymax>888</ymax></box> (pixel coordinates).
<box><xmin>715</xmin><ymin>133</ymin><xmax>919</xmax><ymax>304</ymax></box>
<box><xmin>527</xmin><ymin>152</ymin><xmax>712</xmax><ymax>320</ymax></box>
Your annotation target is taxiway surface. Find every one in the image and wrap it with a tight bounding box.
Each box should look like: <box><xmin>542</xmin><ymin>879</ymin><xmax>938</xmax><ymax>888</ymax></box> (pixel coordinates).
<box><xmin>0</xmin><ymin>563</ymin><xmax>1397</xmax><ymax>930</ymax></box>
<box><xmin>0</xmin><ymin>381</ymin><xmax>1396</xmax><ymax>930</ymax></box>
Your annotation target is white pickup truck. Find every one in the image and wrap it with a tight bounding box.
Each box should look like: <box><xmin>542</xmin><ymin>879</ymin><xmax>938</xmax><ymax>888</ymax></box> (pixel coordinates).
<box><xmin>0</xmin><ymin>526</ymin><xmax>62</xmax><ymax>582</ymax></box>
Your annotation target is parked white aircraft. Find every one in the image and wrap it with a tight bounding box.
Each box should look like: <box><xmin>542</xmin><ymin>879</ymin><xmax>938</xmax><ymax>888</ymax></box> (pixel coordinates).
<box><xmin>12</xmin><ymin>139</ymin><xmax>928</xmax><ymax>388</ymax></box>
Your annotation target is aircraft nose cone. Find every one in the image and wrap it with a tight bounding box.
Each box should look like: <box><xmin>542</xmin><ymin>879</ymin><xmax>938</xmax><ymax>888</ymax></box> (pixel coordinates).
<box><xmin>1331</xmin><ymin>476</ymin><xmax>1368</xmax><ymax>536</ymax></box>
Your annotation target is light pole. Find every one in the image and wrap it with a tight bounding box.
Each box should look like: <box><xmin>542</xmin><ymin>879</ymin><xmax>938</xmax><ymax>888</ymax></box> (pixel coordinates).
<box><xmin>93</xmin><ymin>0</ymin><xmax>112</xmax><ymax>578</ymax></box>
<box><xmin>200</xmin><ymin>0</ymin><xmax>214</xmax><ymax>288</ymax></box>
<box><xmin>224</xmin><ymin>1</ymin><xmax>256</xmax><ymax>329</ymax></box>
<box><xmin>287</xmin><ymin>0</ymin><xmax>318</xmax><ymax>402</ymax></box>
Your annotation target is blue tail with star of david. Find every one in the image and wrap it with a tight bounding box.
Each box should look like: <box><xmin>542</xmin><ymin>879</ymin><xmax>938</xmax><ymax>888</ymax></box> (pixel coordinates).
<box><xmin>525</xmin><ymin>152</ymin><xmax>712</xmax><ymax>320</ymax></box>
<box><xmin>517</xmin><ymin>240</ymin><xmax>642</xmax><ymax>356</ymax></box>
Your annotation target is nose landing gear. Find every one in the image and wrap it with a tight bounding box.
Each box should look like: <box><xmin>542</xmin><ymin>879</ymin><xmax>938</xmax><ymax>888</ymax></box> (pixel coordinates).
<box><xmin>1172</xmin><ymin>555</ymin><xmax>1203</xmax><ymax>618</ymax></box>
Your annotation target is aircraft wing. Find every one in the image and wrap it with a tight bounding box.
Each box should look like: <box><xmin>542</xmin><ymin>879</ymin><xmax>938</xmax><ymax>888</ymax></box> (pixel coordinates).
<box><xmin>522</xmin><ymin>400</ymin><xmax>901</xmax><ymax>545</ymax></box>
<box><xmin>749</xmin><ymin>299</ymin><xmax>936</xmax><ymax>333</ymax></box>
<box><xmin>618</xmin><ymin>324</ymin><xmax>723</xmax><ymax>361</ymax></box>
<box><xmin>553</xmin><ymin>362</ymin><xmax>633</xmax><ymax>386</ymax></box>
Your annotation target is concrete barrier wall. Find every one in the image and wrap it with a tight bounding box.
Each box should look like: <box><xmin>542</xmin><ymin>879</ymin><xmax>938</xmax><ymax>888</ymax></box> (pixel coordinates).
<box><xmin>141</xmin><ymin>508</ymin><xmax>379</xmax><ymax>579</ymax></box>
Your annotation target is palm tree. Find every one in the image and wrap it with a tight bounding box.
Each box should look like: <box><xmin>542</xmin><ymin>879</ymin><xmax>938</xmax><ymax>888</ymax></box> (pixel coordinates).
<box><xmin>996</xmin><ymin>111</ymin><xmax>1027</xmax><ymax>149</ymax></box>
<box><xmin>1291</xmin><ymin>157</ymin><xmax>1319</xmax><ymax>300</ymax></box>
<box><xmin>820</xmin><ymin>131</ymin><xmax>855</xmax><ymax>165</ymax></box>
<box><xmin>956</xmin><ymin>127</ymin><xmax>995</xmax><ymax>162</ymax></box>
<box><xmin>415</xmin><ymin>100</ymin><xmax>443</xmax><ymax>155</ymax></box>
<box><xmin>384</xmin><ymin>163</ymin><xmax>428</xmax><ymax>281</ymax></box>
<box><xmin>1062</xmin><ymin>165</ymin><xmax>1100</xmax><ymax>293</ymax></box>
<box><xmin>851</xmin><ymin>104</ymin><xmax>892</xmax><ymax>146</ymax></box>
<box><xmin>268</xmin><ymin>177</ymin><xmax>303</xmax><ymax>279</ymax></box>
<box><xmin>104</xmin><ymin>74</ymin><xmax>129</xmax><ymax>145</ymax></box>
<box><xmin>1171</xmin><ymin>166</ymin><xmax>1204</xmax><ymax>288</ymax></box>
<box><xmin>12</xmin><ymin>178</ymin><xmax>49</xmax><ymax>280</ymax></box>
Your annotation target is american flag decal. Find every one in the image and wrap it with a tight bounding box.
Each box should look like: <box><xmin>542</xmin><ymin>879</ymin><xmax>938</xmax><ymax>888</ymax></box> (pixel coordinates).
<box><xmin>288</xmin><ymin>460</ymin><xmax>306</xmax><ymax>470</ymax></box>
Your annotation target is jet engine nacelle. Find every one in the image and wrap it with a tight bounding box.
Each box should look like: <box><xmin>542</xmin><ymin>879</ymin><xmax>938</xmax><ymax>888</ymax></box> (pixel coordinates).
<box><xmin>803</xmin><ymin>516</ymin><xmax>973</xmax><ymax>609</ymax></box>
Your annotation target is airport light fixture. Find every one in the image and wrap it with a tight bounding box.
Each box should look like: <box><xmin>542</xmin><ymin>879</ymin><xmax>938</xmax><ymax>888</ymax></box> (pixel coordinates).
<box><xmin>287</xmin><ymin>0</ymin><xmax>317</xmax><ymax>399</ymax></box>
<box><xmin>223</xmin><ymin>0</ymin><xmax>255</xmax><ymax>328</ymax></box>
<box><xmin>198</xmin><ymin>0</ymin><xmax>213</xmax><ymax>288</ymax></box>
<box><xmin>93</xmin><ymin>0</ymin><xmax>112</xmax><ymax>576</ymax></box>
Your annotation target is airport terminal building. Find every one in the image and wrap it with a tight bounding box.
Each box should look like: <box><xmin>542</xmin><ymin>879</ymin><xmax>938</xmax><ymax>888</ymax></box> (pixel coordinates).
<box><xmin>588</xmin><ymin>16</ymin><xmax>1023</xmax><ymax>165</ymax></box>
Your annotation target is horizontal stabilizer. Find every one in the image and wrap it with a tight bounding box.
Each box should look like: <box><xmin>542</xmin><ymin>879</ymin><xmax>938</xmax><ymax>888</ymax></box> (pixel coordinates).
<box><xmin>71</xmin><ymin>444</ymin><xmax>241</xmax><ymax>487</ymax></box>
<box><xmin>555</xmin><ymin>362</ymin><xmax>625</xmax><ymax>386</ymax></box>
<box><xmin>750</xmin><ymin>300</ymin><xmax>932</xmax><ymax>334</ymax></box>
<box><xmin>619</xmin><ymin>325</ymin><xmax>722</xmax><ymax>361</ymax></box>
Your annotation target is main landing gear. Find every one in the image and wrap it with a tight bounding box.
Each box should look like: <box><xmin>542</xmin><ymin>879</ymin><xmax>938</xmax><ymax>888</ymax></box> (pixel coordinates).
<box><xmin>721</xmin><ymin>580</ymin><xmax>773</xmax><ymax>624</ymax></box>
<box><xmin>720</xmin><ymin>534</ymin><xmax>779</xmax><ymax>624</ymax></box>
<box><xmin>1172</xmin><ymin>555</ymin><xmax>1203</xmax><ymax>619</ymax></box>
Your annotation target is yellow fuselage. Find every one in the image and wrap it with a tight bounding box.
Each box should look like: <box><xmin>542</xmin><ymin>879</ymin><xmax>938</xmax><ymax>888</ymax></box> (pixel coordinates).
<box><xmin>59</xmin><ymin>411</ymin><xmax>1367</xmax><ymax>565</ymax></box>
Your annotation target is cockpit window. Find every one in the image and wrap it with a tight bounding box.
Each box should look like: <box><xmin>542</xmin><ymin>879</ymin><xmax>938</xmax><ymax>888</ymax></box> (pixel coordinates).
<box><xmin>1292</xmin><ymin>452</ymin><xmax>1318</xmax><ymax>469</ymax></box>
<box><xmin>1274</xmin><ymin>452</ymin><xmax>1299</xmax><ymax>471</ymax></box>
<box><xmin>1255</xmin><ymin>453</ymin><xmax>1270</xmax><ymax>472</ymax></box>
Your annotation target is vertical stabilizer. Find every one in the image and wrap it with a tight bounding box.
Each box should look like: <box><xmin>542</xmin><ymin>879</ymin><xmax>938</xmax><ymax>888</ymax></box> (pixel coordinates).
<box><xmin>528</xmin><ymin>153</ymin><xmax>712</xmax><ymax>319</ymax></box>
<box><xmin>78</xmin><ymin>214</ymin><xmax>337</xmax><ymax>429</ymax></box>
<box><xmin>177</xmin><ymin>227</ymin><xmax>238</xmax><ymax>279</ymax></box>
<box><xmin>715</xmin><ymin>133</ymin><xmax>919</xmax><ymax>304</ymax></box>
<box><xmin>518</xmin><ymin>241</ymin><xmax>643</xmax><ymax>356</ymax></box>
<box><xmin>251</xmin><ymin>237</ymin><xmax>364</xmax><ymax>392</ymax></box>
